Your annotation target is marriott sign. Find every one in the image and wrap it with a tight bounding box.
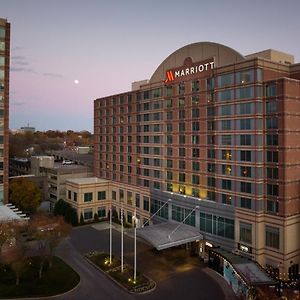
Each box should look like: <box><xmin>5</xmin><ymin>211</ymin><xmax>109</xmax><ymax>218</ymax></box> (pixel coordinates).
<box><xmin>164</xmin><ymin>59</ymin><xmax>214</xmax><ymax>83</ymax></box>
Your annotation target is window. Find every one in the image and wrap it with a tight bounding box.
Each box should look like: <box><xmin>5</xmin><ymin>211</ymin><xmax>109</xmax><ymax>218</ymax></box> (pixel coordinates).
<box><xmin>193</xmin><ymin>162</ymin><xmax>200</xmax><ymax>171</ymax></box>
<box><xmin>167</xmin><ymin>123</ymin><xmax>173</xmax><ymax>132</ymax></box>
<box><xmin>241</xmin><ymin>166</ymin><xmax>251</xmax><ymax>177</ymax></box>
<box><xmin>221</xmin><ymin>135</ymin><xmax>232</xmax><ymax>145</ymax></box>
<box><xmin>222</xmin><ymin>194</ymin><xmax>232</xmax><ymax>205</ymax></box>
<box><xmin>267</xmin><ymin>134</ymin><xmax>278</xmax><ymax>146</ymax></box>
<box><xmin>240</xmin><ymin>135</ymin><xmax>251</xmax><ymax>145</ymax></box>
<box><xmin>179</xmin><ymin>122</ymin><xmax>185</xmax><ymax>132</ymax></box>
<box><xmin>267</xmin><ymin>184</ymin><xmax>279</xmax><ymax>196</ymax></box>
<box><xmin>167</xmin><ymin>160</ymin><xmax>173</xmax><ymax>168</ymax></box>
<box><xmin>207</xmin><ymin>121</ymin><xmax>215</xmax><ymax>131</ymax></box>
<box><xmin>222</xmin><ymin>165</ymin><xmax>232</xmax><ymax>175</ymax></box>
<box><xmin>265</xmin><ymin>226</ymin><xmax>279</xmax><ymax>249</ymax></box>
<box><xmin>266</xmin><ymin>117</ymin><xmax>278</xmax><ymax>129</ymax></box>
<box><xmin>267</xmin><ymin>151</ymin><xmax>278</xmax><ymax>163</ymax></box>
<box><xmin>192</xmin><ymin>175</ymin><xmax>200</xmax><ymax>184</ymax></box>
<box><xmin>84</xmin><ymin>208</ymin><xmax>93</xmax><ymax>220</ymax></box>
<box><xmin>240</xmin><ymin>103</ymin><xmax>252</xmax><ymax>114</ymax></box>
<box><xmin>192</xmin><ymin>96</ymin><xmax>199</xmax><ymax>105</ymax></box>
<box><xmin>167</xmin><ymin>135</ymin><xmax>173</xmax><ymax>144</ymax></box>
<box><xmin>266</xmin><ymin>84</ymin><xmax>276</xmax><ymax>97</ymax></box>
<box><xmin>240</xmin><ymin>222</ymin><xmax>252</xmax><ymax>244</ymax></box>
<box><xmin>241</xmin><ymin>150</ymin><xmax>251</xmax><ymax>162</ymax></box>
<box><xmin>84</xmin><ymin>192</ymin><xmax>93</xmax><ymax>202</ymax></box>
<box><xmin>267</xmin><ymin>200</ymin><xmax>279</xmax><ymax>213</ymax></box>
<box><xmin>236</xmin><ymin>70</ymin><xmax>254</xmax><ymax>85</ymax></box>
<box><xmin>192</xmin><ymin>121</ymin><xmax>200</xmax><ymax>131</ymax></box>
<box><xmin>267</xmin><ymin>167</ymin><xmax>278</xmax><ymax>179</ymax></box>
<box><xmin>179</xmin><ymin>135</ymin><xmax>185</xmax><ymax>144</ymax></box>
<box><xmin>240</xmin><ymin>119</ymin><xmax>251</xmax><ymax>130</ymax></box>
<box><xmin>221</xmin><ymin>120</ymin><xmax>231</xmax><ymax>130</ymax></box>
<box><xmin>241</xmin><ymin>182</ymin><xmax>252</xmax><ymax>194</ymax></box>
<box><xmin>222</xmin><ymin>150</ymin><xmax>232</xmax><ymax>160</ymax></box>
<box><xmin>179</xmin><ymin>173</ymin><xmax>185</xmax><ymax>182</ymax></box>
<box><xmin>112</xmin><ymin>191</ymin><xmax>116</xmax><ymax>200</ymax></box>
<box><xmin>241</xmin><ymin>197</ymin><xmax>252</xmax><ymax>209</ymax></box>
<box><xmin>192</xmin><ymin>108</ymin><xmax>200</xmax><ymax>118</ymax></box>
<box><xmin>167</xmin><ymin>171</ymin><xmax>173</xmax><ymax>180</ymax></box>
<box><xmin>68</xmin><ymin>190</ymin><xmax>71</xmax><ymax>200</ymax></box>
<box><xmin>207</xmin><ymin>163</ymin><xmax>215</xmax><ymax>173</ymax></box>
<box><xmin>222</xmin><ymin>179</ymin><xmax>232</xmax><ymax>190</ymax></box>
<box><xmin>192</xmin><ymin>80</ymin><xmax>199</xmax><ymax>92</ymax></box>
<box><xmin>207</xmin><ymin>177</ymin><xmax>215</xmax><ymax>187</ymax></box>
<box><xmin>143</xmin><ymin>196</ymin><xmax>150</xmax><ymax>211</ymax></box>
<box><xmin>207</xmin><ymin>191</ymin><xmax>216</xmax><ymax>201</ymax></box>
<box><xmin>74</xmin><ymin>192</ymin><xmax>77</xmax><ymax>202</ymax></box>
<box><xmin>192</xmin><ymin>135</ymin><xmax>200</xmax><ymax>144</ymax></box>
<box><xmin>218</xmin><ymin>73</ymin><xmax>233</xmax><ymax>87</ymax></box>
<box><xmin>192</xmin><ymin>148</ymin><xmax>200</xmax><ymax>158</ymax></box>
<box><xmin>167</xmin><ymin>147</ymin><xmax>173</xmax><ymax>156</ymax></box>
<box><xmin>179</xmin><ymin>97</ymin><xmax>185</xmax><ymax>107</ymax></box>
<box><xmin>179</xmin><ymin>110</ymin><xmax>185</xmax><ymax>119</ymax></box>
<box><xmin>98</xmin><ymin>191</ymin><xmax>106</xmax><ymax>200</ymax></box>
<box><xmin>221</xmin><ymin>105</ymin><xmax>231</xmax><ymax>116</ymax></box>
<box><xmin>98</xmin><ymin>207</ymin><xmax>106</xmax><ymax>218</ymax></box>
<box><xmin>207</xmin><ymin>149</ymin><xmax>215</xmax><ymax>159</ymax></box>
<box><xmin>179</xmin><ymin>148</ymin><xmax>185</xmax><ymax>157</ymax></box>
<box><xmin>237</xmin><ymin>87</ymin><xmax>253</xmax><ymax>99</ymax></box>
<box><xmin>135</xmin><ymin>194</ymin><xmax>140</xmax><ymax>207</ymax></box>
<box><xmin>266</xmin><ymin>101</ymin><xmax>277</xmax><ymax>113</ymax></box>
<box><xmin>179</xmin><ymin>160</ymin><xmax>185</xmax><ymax>169</ymax></box>
<box><xmin>218</xmin><ymin>90</ymin><xmax>233</xmax><ymax>101</ymax></box>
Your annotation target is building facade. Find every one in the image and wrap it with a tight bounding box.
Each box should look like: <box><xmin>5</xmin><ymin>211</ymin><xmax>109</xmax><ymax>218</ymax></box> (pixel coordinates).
<box><xmin>94</xmin><ymin>42</ymin><xmax>300</xmax><ymax>278</ymax></box>
<box><xmin>0</xmin><ymin>19</ymin><xmax>9</xmax><ymax>204</ymax></box>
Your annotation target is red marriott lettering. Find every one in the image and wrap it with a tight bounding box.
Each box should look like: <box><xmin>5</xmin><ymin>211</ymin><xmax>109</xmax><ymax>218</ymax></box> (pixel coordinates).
<box><xmin>165</xmin><ymin>60</ymin><xmax>214</xmax><ymax>83</ymax></box>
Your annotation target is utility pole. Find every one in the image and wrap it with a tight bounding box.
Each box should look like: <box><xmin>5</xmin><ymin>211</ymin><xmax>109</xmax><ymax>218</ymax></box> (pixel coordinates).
<box><xmin>121</xmin><ymin>204</ymin><xmax>124</xmax><ymax>272</ymax></box>
<box><xmin>109</xmin><ymin>205</ymin><xmax>112</xmax><ymax>264</ymax></box>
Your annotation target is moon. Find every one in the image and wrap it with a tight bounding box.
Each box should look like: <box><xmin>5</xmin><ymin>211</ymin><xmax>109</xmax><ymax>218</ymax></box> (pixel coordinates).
<box><xmin>74</xmin><ymin>79</ymin><xmax>79</xmax><ymax>84</ymax></box>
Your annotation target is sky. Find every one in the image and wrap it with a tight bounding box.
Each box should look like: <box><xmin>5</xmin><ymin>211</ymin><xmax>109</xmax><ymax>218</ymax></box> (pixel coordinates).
<box><xmin>1</xmin><ymin>0</ymin><xmax>300</xmax><ymax>132</ymax></box>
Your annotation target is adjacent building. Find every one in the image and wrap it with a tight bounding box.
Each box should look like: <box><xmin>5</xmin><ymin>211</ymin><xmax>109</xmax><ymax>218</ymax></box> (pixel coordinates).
<box><xmin>0</xmin><ymin>18</ymin><xmax>10</xmax><ymax>204</ymax></box>
<box><xmin>93</xmin><ymin>42</ymin><xmax>300</xmax><ymax>278</ymax></box>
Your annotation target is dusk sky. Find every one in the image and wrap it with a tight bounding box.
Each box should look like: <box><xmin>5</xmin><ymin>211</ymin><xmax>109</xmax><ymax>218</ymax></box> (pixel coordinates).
<box><xmin>2</xmin><ymin>0</ymin><xmax>300</xmax><ymax>132</ymax></box>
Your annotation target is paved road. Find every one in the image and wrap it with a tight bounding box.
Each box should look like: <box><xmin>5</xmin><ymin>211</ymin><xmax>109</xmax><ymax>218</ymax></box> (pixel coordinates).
<box><xmin>54</xmin><ymin>224</ymin><xmax>236</xmax><ymax>300</ymax></box>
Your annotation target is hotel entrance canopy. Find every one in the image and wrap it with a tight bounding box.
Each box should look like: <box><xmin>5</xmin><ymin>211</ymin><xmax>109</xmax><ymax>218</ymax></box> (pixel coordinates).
<box><xmin>136</xmin><ymin>221</ymin><xmax>203</xmax><ymax>250</ymax></box>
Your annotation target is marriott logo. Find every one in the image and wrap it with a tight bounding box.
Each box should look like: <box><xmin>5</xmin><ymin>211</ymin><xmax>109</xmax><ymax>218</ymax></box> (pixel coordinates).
<box><xmin>164</xmin><ymin>60</ymin><xmax>214</xmax><ymax>83</ymax></box>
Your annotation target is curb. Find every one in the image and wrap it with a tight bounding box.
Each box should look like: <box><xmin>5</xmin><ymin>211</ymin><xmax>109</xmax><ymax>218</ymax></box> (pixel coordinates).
<box><xmin>84</xmin><ymin>255</ymin><xmax>156</xmax><ymax>294</ymax></box>
<box><xmin>0</xmin><ymin>278</ymin><xmax>81</xmax><ymax>300</ymax></box>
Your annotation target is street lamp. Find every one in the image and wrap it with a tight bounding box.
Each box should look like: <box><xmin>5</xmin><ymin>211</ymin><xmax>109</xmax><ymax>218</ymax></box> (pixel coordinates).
<box><xmin>121</xmin><ymin>204</ymin><xmax>124</xmax><ymax>272</ymax></box>
<box><xmin>133</xmin><ymin>208</ymin><xmax>137</xmax><ymax>283</ymax></box>
<box><xmin>109</xmin><ymin>205</ymin><xmax>112</xmax><ymax>264</ymax></box>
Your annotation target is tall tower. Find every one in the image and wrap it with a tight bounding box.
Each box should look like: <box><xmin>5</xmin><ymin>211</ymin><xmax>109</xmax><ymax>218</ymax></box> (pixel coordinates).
<box><xmin>0</xmin><ymin>18</ymin><xmax>10</xmax><ymax>204</ymax></box>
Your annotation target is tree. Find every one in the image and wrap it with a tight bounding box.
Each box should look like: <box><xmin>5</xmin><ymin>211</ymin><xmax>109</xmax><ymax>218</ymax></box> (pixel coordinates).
<box><xmin>94</xmin><ymin>213</ymin><xmax>99</xmax><ymax>222</ymax></box>
<box><xmin>80</xmin><ymin>213</ymin><xmax>84</xmax><ymax>225</ymax></box>
<box><xmin>54</xmin><ymin>199</ymin><xmax>78</xmax><ymax>226</ymax></box>
<box><xmin>0</xmin><ymin>221</ymin><xmax>14</xmax><ymax>253</ymax></box>
<box><xmin>0</xmin><ymin>222</ymin><xmax>28</xmax><ymax>285</ymax></box>
<box><xmin>9</xmin><ymin>177</ymin><xmax>42</xmax><ymax>213</ymax></box>
<box><xmin>29</xmin><ymin>213</ymin><xmax>71</xmax><ymax>272</ymax></box>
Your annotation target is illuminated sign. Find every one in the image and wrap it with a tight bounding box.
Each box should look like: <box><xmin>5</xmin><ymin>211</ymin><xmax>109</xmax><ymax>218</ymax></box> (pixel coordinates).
<box><xmin>164</xmin><ymin>59</ymin><xmax>214</xmax><ymax>83</ymax></box>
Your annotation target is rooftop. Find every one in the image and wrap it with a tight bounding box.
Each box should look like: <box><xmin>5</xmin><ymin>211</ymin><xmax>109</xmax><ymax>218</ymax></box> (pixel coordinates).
<box><xmin>66</xmin><ymin>177</ymin><xmax>109</xmax><ymax>185</ymax></box>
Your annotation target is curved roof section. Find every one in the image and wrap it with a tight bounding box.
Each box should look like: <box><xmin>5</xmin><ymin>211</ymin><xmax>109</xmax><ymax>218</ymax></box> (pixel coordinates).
<box><xmin>150</xmin><ymin>42</ymin><xmax>245</xmax><ymax>83</ymax></box>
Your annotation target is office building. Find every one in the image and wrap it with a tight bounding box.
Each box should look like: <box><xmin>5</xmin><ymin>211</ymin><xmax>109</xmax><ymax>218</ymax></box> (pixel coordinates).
<box><xmin>0</xmin><ymin>18</ymin><xmax>10</xmax><ymax>204</ymax></box>
<box><xmin>94</xmin><ymin>42</ymin><xmax>300</xmax><ymax>278</ymax></box>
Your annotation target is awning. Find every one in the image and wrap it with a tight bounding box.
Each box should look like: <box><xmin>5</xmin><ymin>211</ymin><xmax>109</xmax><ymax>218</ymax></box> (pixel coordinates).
<box><xmin>136</xmin><ymin>221</ymin><xmax>203</xmax><ymax>250</ymax></box>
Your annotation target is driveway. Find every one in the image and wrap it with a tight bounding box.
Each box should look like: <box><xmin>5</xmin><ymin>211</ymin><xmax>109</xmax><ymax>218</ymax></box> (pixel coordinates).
<box><xmin>55</xmin><ymin>223</ymin><xmax>236</xmax><ymax>300</ymax></box>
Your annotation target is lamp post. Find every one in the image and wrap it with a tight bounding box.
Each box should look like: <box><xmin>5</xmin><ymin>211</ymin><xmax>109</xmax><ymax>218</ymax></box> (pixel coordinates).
<box><xmin>133</xmin><ymin>208</ymin><xmax>137</xmax><ymax>283</ymax></box>
<box><xmin>109</xmin><ymin>205</ymin><xmax>112</xmax><ymax>264</ymax></box>
<box><xmin>121</xmin><ymin>204</ymin><xmax>124</xmax><ymax>272</ymax></box>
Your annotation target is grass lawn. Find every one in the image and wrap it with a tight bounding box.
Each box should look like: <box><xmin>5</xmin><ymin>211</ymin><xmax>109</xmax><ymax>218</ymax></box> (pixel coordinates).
<box><xmin>0</xmin><ymin>256</ymin><xmax>80</xmax><ymax>299</ymax></box>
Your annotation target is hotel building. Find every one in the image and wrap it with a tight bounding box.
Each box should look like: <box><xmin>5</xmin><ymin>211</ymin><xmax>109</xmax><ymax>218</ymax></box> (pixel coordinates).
<box><xmin>0</xmin><ymin>18</ymin><xmax>9</xmax><ymax>204</ymax></box>
<box><xmin>93</xmin><ymin>42</ymin><xmax>300</xmax><ymax>278</ymax></box>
